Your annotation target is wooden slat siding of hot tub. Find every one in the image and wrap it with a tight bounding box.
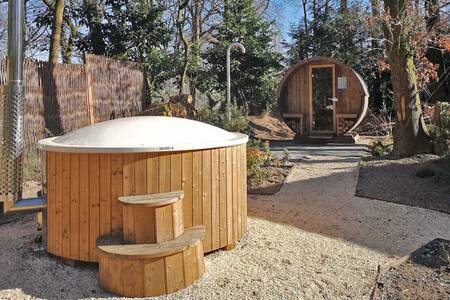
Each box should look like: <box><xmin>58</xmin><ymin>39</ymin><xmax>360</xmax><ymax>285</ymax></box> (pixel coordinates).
<box><xmin>219</xmin><ymin>148</ymin><xmax>227</xmax><ymax>245</ymax></box>
<box><xmin>237</xmin><ymin>147</ymin><xmax>243</xmax><ymax>237</ymax></box>
<box><xmin>122</xmin><ymin>153</ymin><xmax>136</xmax><ymax>243</ymax></box>
<box><xmin>182</xmin><ymin>152</ymin><xmax>193</xmax><ymax>227</ymax></box>
<box><xmin>243</xmin><ymin>145</ymin><xmax>248</xmax><ymax>233</ymax></box>
<box><xmin>201</xmin><ymin>149</ymin><xmax>212</xmax><ymax>252</ymax></box>
<box><xmin>55</xmin><ymin>152</ymin><xmax>63</xmax><ymax>256</ymax></box>
<box><xmin>46</xmin><ymin>152</ymin><xmax>56</xmax><ymax>254</ymax></box>
<box><xmin>232</xmin><ymin>146</ymin><xmax>238</xmax><ymax>242</ymax></box>
<box><xmin>146</xmin><ymin>153</ymin><xmax>159</xmax><ymax>194</ymax></box>
<box><xmin>133</xmin><ymin>153</ymin><xmax>150</xmax><ymax>243</ymax></box>
<box><xmin>110</xmin><ymin>153</ymin><xmax>123</xmax><ymax>236</ymax></box>
<box><xmin>89</xmin><ymin>153</ymin><xmax>101</xmax><ymax>261</ymax></box>
<box><xmin>99</xmin><ymin>153</ymin><xmax>111</xmax><ymax>236</ymax></box>
<box><xmin>79</xmin><ymin>153</ymin><xmax>90</xmax><ymax>261</ymax></box>
<box><xmin>211</xmin><ymin>148</ymin><xmax>220</xmax><ymax>249</ymax></box>
<box><xmin>46</xmin><ymin>145</ymin><xmax>247</xmax><ymax>262</ymax></box>
<box><xmin>193</xmin><ymin>151</ymin><xmax>203</xmax><ymax>226</ymax></box>
<box><xmin>62</xmin><ymin>154</ymin><xmax>71</xmax><ymax>258</ymax></box>
<box><xmin>226</xmin><ymin>147</ymin><xmax>233</xmax><ymax>245</ymax></box>
<box><xmin>70</xmin><ymin>153</ymin><xmax>80</xmax><ymax>259</ymax></box>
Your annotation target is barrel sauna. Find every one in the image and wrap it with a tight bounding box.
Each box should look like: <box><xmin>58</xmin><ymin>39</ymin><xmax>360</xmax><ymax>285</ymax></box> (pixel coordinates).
<box><xmin>38</xmin><ymin>116</ymin><xmax>248</xmax><ymax>262</ymax></box>
<box><xmin>278</xmin><ymin>57</ymin><xmax>369</xmax><ymax>139</ymax></box>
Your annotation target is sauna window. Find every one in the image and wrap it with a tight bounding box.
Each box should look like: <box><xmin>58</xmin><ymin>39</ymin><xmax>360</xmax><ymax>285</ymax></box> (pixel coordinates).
<box><xmin>311</xmin><ymin>67</ymin><xmax>334</xmax><ymax>131</ymax></box>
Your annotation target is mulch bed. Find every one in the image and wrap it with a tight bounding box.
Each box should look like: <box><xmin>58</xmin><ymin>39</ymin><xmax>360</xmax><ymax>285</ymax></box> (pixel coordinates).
<box><xmin>356</xmin><ymin>154</ymin><xmax>450</xmax><ymax>214</ymax></box>
<box><xmin>248</xmin><ymin>166</ymin><xmax>292</xmax><ymax>195</ymax></box>
<box><xmin>374</xmin><ymin>238</ymin><xmax>450</xmax><ymax>299</ymax></box>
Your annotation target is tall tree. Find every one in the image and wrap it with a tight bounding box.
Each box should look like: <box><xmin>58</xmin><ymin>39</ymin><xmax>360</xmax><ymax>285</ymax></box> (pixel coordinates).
<box><xmin>202</xmin><ymin>0</ymin><xmax>282</xmax><ymax>114</ymax></box>
<box><xmin>176</xmin><ymin>0</ymin><xmax>190</xmax><ymax>94</ymax></box>
<box><xmin>81</xmin><ymin>0</ymin><xmax>106</xmax><ymax>55</ymax></box>
<box><xmin>48</xmin><ymin>0</ymin><xmax>65</xmax><ymax>63</ymax></box>
<box><xmin>382</xmin><ymin>0</ymin><xmax>431</xmax><ymax>156</ymax></box>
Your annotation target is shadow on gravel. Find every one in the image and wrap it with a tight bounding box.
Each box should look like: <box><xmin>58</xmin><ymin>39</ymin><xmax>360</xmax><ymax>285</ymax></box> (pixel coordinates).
<box><xmin>356</xmin><ymin>155</ymin><xmax>450</xmax><ymax>214</ymax></box>
<box><xmin>248</xmin><ymin>165</ymin><xmax>450</xmax><ymax>257</ymax></box>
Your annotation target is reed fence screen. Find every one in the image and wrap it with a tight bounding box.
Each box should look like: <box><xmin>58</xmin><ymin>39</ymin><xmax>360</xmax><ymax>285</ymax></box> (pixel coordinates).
<box><xmin>0</xmin><ymin>55</ymin><xmax>145</xmax><ymax>180</ymax></box>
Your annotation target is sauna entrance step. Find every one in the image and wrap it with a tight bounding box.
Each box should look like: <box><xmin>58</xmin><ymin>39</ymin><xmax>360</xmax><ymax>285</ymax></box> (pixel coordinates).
<box><xmin>97</xmin><ymin>226</ymin><xmax>206</xmax><ymax>297</ymax></box>
<box><xmin>2</xmin><ymin>197</ymin><xmax>46</xmax><ymax>213</ymax></box>
<box><xmin>119</xmin><ymin>191</ymin><xmax>184</xmax><ymax>244</ymax></box>
<box><xmin>296</xmin><ymin>134</ymin><xmax>335</xmax><ymax>144</ymax></box>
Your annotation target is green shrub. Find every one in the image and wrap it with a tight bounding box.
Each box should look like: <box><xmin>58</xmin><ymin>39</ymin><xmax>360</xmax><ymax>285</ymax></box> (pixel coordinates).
<box><xmin>197</xmin><ymin>105</ymin><xmax>250</xmax><ymax>134</ymax></box>
<box><xmin>370</xmin><ymin>141</ymin><xmax>389</xmax><ymax>156</ymax></box>
<box><xmin>261</xmin><ymin>141</ymin><xmax>274</xmax><ymax>166</ymax></box>
<box><xmin>429</xmin><ymin>102</ymin><xmax>450</xmax><ymax>155</ymax></box>
<box><xmin>282</xmin><ymin>148</ymin><xmax>290</xmax><ymax>165</ymax></box>
<box><xmin>247</xmin><ymin>138</ymin><xmax>261</xmax><ymax>148</ymax></box>
<box><xmin>247</xmin><ymin>147</ymin><xmax>269</xmax><ymax>185</ymax></box>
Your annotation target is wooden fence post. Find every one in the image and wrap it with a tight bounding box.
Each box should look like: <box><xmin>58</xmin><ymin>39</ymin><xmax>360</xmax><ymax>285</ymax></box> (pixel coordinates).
<box><xmin>85</xmin><ymin>55</ymin><xmax>95</xmax><ymax>125</ymax></box>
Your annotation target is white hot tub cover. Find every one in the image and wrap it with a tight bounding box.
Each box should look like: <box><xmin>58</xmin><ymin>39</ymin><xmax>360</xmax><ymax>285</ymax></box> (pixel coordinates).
<box><xmin>38</xmin><ymin>116</ymin><xmax>248</xmax><ymax>153</ymax></box>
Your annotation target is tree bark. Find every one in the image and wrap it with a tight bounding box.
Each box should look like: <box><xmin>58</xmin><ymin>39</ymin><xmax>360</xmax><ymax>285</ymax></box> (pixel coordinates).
<box><xmin>383</xmin><ymin>0</ymin><xmax>431</xmax><ymax>157</ymax></box>
<box><xmin>49</xmin><ymin>0</ymin><xmax>65</xmax><ymax>63</ymax></box>
<box><xmin>177</xmin><ymin>0</ymin><xmax>190</xmax><ymax>95</ymax></box>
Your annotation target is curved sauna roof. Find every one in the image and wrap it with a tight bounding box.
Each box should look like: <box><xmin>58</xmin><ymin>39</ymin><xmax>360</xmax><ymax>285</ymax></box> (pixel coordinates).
<box><xmin>39</xmin><ymin>116</ymin><xmax>248</xmax><ymax>153</ymax></box>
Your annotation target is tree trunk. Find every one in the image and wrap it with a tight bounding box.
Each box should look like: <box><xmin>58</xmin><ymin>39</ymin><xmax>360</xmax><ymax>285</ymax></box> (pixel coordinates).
<box><xmin>383</xmin><ymin>0</ymin><xmax>431</xmax><ymax>157</ymax></box>
<box><xmin>61</xmin><ymin>19</ymin><xmax>78</xmax><ymax>64</ymax></box>
<box><xmin>85</xmin><ymin>0</ymin><xmax>105</xmax><ymax>55</ymax></box>
<box><xmin>177</xmin><ymin>0</ymin><xmax>190</xmax><ymax>95</ymax></box>
<box><xmin>49</xmin><ymin>0</ymin><xmax>65</xmax><ymax>64</ymax></box>
<box><xmin>339</xmin><ymin>0</ymin><xmax>348</xmax><ymax>13</ymax></box>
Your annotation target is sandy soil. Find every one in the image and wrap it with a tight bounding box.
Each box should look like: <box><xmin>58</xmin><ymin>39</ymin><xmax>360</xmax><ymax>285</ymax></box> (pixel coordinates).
<box><xmin>1</xmin><ymin>150</ymin><xmax>449</xmax><ymax>299</ymax></box>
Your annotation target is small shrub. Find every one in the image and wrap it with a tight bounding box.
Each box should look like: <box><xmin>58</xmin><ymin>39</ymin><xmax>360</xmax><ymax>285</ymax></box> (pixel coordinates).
<box><xmin>428</xmin><ymin>102</ymin><xmax>450</xmax><ymax>155</ymax></box>
<box><xmin>197</xmin><ymin>105</ymin><xmax>250</xmax><ymax>134</ymax></box>
<box><xmin>261</xmin><ymin>141</ymin><xmax>274</xmax><ymax>166</ymax></box>
<box><xmin>247</xmin><ymin>147</ymin><xmax>269</xmax><ymax>186</ymax></box>
<box><xmin>248</xmin><ymin>138</ymin><xmax>261</xmax><ymax>148</ymax></box>
<box><xmin>370</xmin><ymin>141</ymin><xmax>389</xmax><ymax>156</ymax></box>
<box><xmin>282</xmin><ymin>148</ymin><xmax>290</xmax><ymax>165</ymax></box>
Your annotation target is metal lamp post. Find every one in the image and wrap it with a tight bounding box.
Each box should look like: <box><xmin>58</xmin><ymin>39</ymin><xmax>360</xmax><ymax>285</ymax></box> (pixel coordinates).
<box><xmin>226</xmin><ymin>42</ymin><xmax>245</xmax><ymax>120</ymax></box>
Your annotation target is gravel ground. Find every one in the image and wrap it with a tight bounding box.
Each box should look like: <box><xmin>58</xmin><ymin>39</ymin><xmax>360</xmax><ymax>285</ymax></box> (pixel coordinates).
<box><xmin>356</xmin><ymin>155</ymin><xmax>450</xmax><ymax>214</ymax></box>
<box><xmin>1</xmin><ymin>146</ymin><xmax>449</xmax><ymax>299</ymax></box>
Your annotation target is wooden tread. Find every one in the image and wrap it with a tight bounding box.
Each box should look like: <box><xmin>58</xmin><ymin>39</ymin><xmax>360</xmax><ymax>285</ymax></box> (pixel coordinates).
<box><xmin>118</xmin><ymin>191</ymin><xmax>183</xmax><ymax>207</ymax></box>
<box><xmin>97</xmin><ymin>226</ymin><xmax>205</xmax><ymax>259</ymax></box>
<box><xmin>3</xmin><ymin>197</ymin><xmax>46</xmax><ymax>213</ymax></box>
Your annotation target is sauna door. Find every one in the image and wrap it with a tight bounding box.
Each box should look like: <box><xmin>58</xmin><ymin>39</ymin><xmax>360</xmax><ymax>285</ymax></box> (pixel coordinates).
<box><xmin>309</xmin><ymin>65</ymin><xmax>336</xmax><ymax>133</ymax></box>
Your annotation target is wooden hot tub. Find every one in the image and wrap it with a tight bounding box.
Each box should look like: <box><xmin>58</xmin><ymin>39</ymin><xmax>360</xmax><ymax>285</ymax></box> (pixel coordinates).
<box><xmin>38</xmin><ymin>116</ymin><xmax>248</xmax><ymax>262</ymax></box>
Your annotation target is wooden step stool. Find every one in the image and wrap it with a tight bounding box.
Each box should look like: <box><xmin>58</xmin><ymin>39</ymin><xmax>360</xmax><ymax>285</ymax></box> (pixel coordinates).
<box><xmin>97</xmin><ymin>191</ymin><xmax>206</xmax><ymax>297</ymax></box>
<box><xmin>119</xmin><ymin>191</ymin><xmax>185</xmax><ymax>244</ymax></box>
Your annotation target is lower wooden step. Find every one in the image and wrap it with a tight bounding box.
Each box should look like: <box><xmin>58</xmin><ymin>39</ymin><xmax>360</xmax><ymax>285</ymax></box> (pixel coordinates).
<box><xmin>97</xmin><ymin>226</ymin><xmax>205</xmax><ymax>297</ymax></box>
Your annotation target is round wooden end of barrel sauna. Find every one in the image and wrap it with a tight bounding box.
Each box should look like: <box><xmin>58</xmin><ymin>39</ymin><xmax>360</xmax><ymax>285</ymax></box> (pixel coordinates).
<box><xmin>38</xmin><ymin>116</ymin><xmax>248</xmax><ymax>262</ymax></box>
<box><xmin>278</xmin><ymin>56</ymin><xmax>369</xmax><ymax>137</ymax></box>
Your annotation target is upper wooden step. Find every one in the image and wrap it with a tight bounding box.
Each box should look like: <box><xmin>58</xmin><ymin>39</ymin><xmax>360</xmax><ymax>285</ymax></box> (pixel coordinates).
<box><xmin>3</xmin><ymin>197</ymin><xmax>46</xmax><ymax>213</ymax></box>
<box><xmin>118</xmin><ymin>191</ymin><xmax>183</xmax><ymax>207</ymax></box>
<box><xmin>97</xmin><ymin>226</ymin><xmax>205</xmax><ymax>259</ymax></box>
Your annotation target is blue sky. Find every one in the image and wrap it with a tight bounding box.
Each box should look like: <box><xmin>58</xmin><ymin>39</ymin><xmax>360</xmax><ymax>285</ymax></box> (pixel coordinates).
<box><xmin>278</xmin><ymin>1</ymin><xmax>301</xmax><ymax>41</ymax></box>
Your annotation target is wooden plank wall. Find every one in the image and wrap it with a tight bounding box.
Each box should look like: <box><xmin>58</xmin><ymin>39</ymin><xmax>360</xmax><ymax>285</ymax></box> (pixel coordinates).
<box><xmin>46</xmin><ymin>144</ymin><xmax>247</xmax><ymax>262</ymax></box>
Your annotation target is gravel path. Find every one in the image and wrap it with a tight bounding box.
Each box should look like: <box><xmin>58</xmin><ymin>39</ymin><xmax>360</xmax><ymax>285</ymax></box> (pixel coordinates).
<box><xmin>1</xmin><ymin>145</ymin><xmax>449</xmax><ymax>299</ymax></box>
